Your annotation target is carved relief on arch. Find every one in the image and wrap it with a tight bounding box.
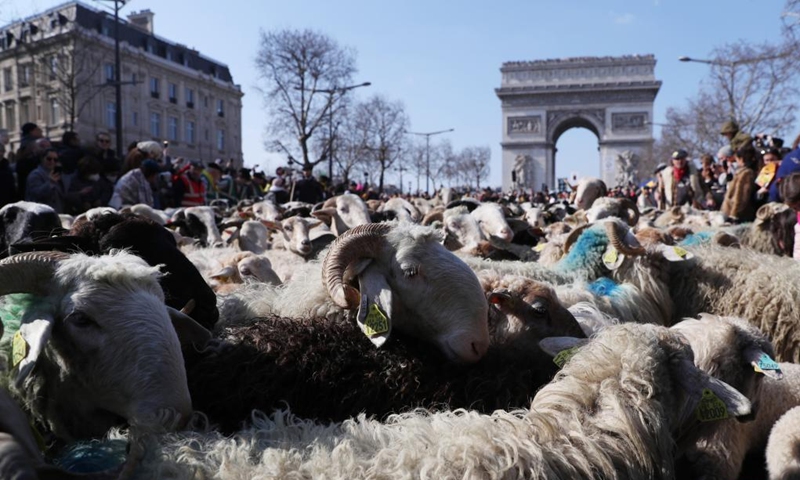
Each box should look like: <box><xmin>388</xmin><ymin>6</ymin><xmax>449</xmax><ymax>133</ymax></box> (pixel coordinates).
<box><xmin>546</xmin><ymin>109</ymin><xmax>605</xmax><ymax>140</ymax></box>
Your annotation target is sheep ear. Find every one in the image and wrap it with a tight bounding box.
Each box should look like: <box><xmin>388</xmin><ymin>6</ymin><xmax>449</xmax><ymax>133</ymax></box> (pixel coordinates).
<box><xmin>210</xmin><ymin>266</ymin><xmax>236</xmax><ymax>281</ymax></box>
<box><xmin>744</xmin><ymin>347</ymin><xmax>783</xmax><ymax>380</ymax></box>
<box><xmin>675</xmin><ymin>357</ymin><xmax>752</xmax><ymax>423</ymax></box>
<box><xmin>488</xmin><ymin>289</ymin><xmax>513</xmax><ymax>307</ymax></box>
<box><xmin>261</xmin><ymin>220</ymin><xmax>282</xmax><ymax>232</ymax></box>
<box><xmin>167</xmin><ymin>307</ymin><xmax>211</xmax><ymax>350</ymax></box>
<box><xmin>13</xmin><ymin>318</ymin><xmax>54</xmax><ymax>388</ymax></box>
<box><xmin>657</xmin><ymin>244</ymin><xmax>694</xmax><ymax>262</ymax></box>
<box><xmin>311</xmin><ymin>209</ymin><xmax>336</xmax><ymax>226</ymax></box>
<box><xmin>355</xmin><ymin>265</ymin><xmax>393</xmax><ymax>348</ymax></box>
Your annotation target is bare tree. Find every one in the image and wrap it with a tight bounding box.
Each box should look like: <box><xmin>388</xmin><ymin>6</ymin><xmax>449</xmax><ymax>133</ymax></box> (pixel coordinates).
<box><xmin>332</xmin><ymin>102</ymin><xmax>370</xmax><ymax>184</ymax></box>
<box><xmin>430</xmin><ymin>140</ymin><xmax>455</xmax><ymax>190</ymax></box>
<box><xmin>254</xmin><ymin>28</ymin><xmax>357</xmax><ymax>169</ymax></box>
<box><xmin>401</xmin><ymin>141</ymin><xmax>427</xmax><ymax>195</ymax></box>
<box><xmin>459</xmin><ymin>146</ymin><xmax>491</xmax><ymax>190</ymax></box>
<box><xmin>354</xmin><ymin>95</ymin><xmax>409</xmax><ymax>193</ymax></box>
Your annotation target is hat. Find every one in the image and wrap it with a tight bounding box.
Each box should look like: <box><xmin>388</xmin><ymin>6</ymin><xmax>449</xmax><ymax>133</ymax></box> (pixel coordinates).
<box><xmin>720</xmin><ymin>120</ymin><xmax>739</xmax><ymax>135</ymax></box>
<box><xmin>717</xmin><ymin>145</ymin><xmax>734</xmax><ymax>159</ymax></box>
<box><xmin>21</xmin><ymin>122</ymin><xmax>38</xmax><ymax>136</ymax></box>
<box><xmin>136</xmin><ymin>141</ymin><xmax>163</xmax><ymax>160</ymax></box>
<box><xmin>189</xmin><ymin>159</ymin><xmax>203</xmax><ymax>168</ymax></box>
<box><xmin>654</xmin><ymin>163</ymin><xmax>668</xmax><ymax>174</ymax></box>
<box><xmin>671</xmin><ymin>149</ymin><xmax>689</xmax><ymax>160</ymax></box>
<box><xmin>762</xmin><ymin>147</ymin><xmax>782</xmax><ymax>158</ymax></box>
<box><xmin>207</xmin><ymin>162</ymin><xmax>223</xmax><ymax>172</ymax></box>
<box><xmin>141</xmin><ymin>159</ymin><xmax>160</xmax><ymax>176</ymax></box>
<box><xmin>238</xmin><ymin>167</ymin><xmax>252</xmax><ymax>180</ymax></box>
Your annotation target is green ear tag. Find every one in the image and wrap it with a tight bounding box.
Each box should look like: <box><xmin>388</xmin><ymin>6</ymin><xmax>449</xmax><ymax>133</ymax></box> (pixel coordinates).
<box><xmin>363</xmin><ymin>303</ymin><xmax>389</xmax><ymax>336</ymax></box>
<box><xmin>553</xmin><ymin>347</ymin><xmax>579</xmax><ymax>368</ymax></box>
<box><xmin>672</xmin><ymin>246</ymin><xmax>688</xmax><ymax>258</ymax></box>
<box><xmin>12</xmin><ymin>331</ymin><xmax>27</xmax><ymax>368</ymax></box>
<box><xmin>754</xmin><ymin>353</ymin><xmax>780</xmax><ymax>373</ymax></box>
<box><xmin>602</xmin><ymin>247</ymin><xmax>619</xmax><ymax>265</ymax></box>
<box><xmin>534</xmin><ymin>243</ymin><xmax>547</xmax><ymax>252</ymax></box>
<box><xmin>695</xmin><ymin>388</ymin><xmax>729</xmax><ymax>422</ymax></box>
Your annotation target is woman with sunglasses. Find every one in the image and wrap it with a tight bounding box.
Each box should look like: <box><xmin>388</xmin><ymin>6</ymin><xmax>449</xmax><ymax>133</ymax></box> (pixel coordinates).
<box><xmin>24</xmin><ymin>148</ymin><xmax>66</xmax><ymax>213</ymax></box>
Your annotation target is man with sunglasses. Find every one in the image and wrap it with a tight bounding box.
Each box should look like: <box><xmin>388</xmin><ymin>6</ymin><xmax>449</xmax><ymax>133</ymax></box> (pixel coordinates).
<box><xmin>24</xmin><ymin>148</ymin><xmax>66</xmax><ymax>212</ymax></box>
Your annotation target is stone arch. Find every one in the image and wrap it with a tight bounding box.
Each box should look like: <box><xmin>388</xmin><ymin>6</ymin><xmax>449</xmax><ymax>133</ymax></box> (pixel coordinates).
<box><xmin>496</xmin><ymin>55</ymin><xmax>661</xmax><ymax>191</ymax></box>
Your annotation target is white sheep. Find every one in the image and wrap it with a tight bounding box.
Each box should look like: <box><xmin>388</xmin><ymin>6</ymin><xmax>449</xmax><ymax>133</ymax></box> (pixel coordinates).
<box><xmin>135</xmin><ymin>323</ymin><xmax>752</xmax><ymax>479</ymax></box>
<box><xmin>185</xmin><ymin>246</ymin><xmax>281</xmax><ymax>292</ymax></box>
<box><xmin>766</xmin><ymin>405</ymin><xmax>800</xmax><ymax>480</ymax></box>
<box><xmin>312</xmin><ymin>193</ymin><xmax>371</xmax><ymax>236</ymax></box>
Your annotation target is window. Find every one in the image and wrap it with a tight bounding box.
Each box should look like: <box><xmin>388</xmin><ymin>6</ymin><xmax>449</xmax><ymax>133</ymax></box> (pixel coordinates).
<box><xmin>48</xmin><ymin>56</ymin><xmax>58</xmax><ymax>81</ymax></box>
<box><xmin>50</xmin><ymin>98</ymin><xmax>60</xmax><ymax>125</ymax></box>
<box><xmin>216</xmin><ymin>99</ymin><xmax>224</xmax><ymax>117</ymax></box>
<box><xmin>2</xmin><ymin>68</ymin><xmax>11</xmax><ymax>91</ymax></box>
<box><xmin>168</xmin><ymin>82</ymin><xmax>177</xmax><ymax>103</ymax></box>
<box><xmin>106</xmin><ymin>102</ymin><xmax>116</xmax><ymax>129</ymax></box>
<box><xmin>19</xmin><ymin>64</ymin><xmax>31</xmax><ymax>87</ymax></box>
<box><xmin>185</xmin><ymin>120</ymin><xmax>195</xmax><ymax>144</ymax></box>
<box><xmin>216</xmin><ymin>129</ymin><xmax>225</xmax><ymax>151</ymax></box>
<box><xmin>105</xmin><ymin>63</ymin><xmax>115</xmax><ymax>83</ymax></box>
<box><xmin>132</xmin><ymin>111</ymin><xmax>138</xmax><ymax>126</ymax></box>
<box><xmin>185</xmin><ymin>88</ymin><xmax>194</xmax><ymax>108</ymax></box>
<box><xmin>203</xmin><ymin>95</ymin><xmax>208</xmax><ymax>108</ymax></box>
<box><xmin>5</xmin><ymin>103</ymin><xmax>15</xmax><ymax>131</ymax></box>
<box><xmin>204</xmin><ymin>129</ymin><xmax>209</xmax><ymax>141</ymax></box>
<box><xmin>167</xmin><ymin>116</ymin><xmax>178</xmax><ymax>141</ymax></box>
<box><xmin>150</xmin><ymin>77</ymin><xmax>160</xmax><ymax>98</ymax></box>
<box><xmin>20</xmin><ymin>99</ymin><xmax>30</xmax><ymax>124</ymax></box>
<box><xmin>150</xmin><ymin>112</ymin><xmax>161</xmax><ymax>138</ymax></box>
<box><xmin>131</xmin><ymin>73</ymin><xmax>137</xmax><ymax>84</ymax></box>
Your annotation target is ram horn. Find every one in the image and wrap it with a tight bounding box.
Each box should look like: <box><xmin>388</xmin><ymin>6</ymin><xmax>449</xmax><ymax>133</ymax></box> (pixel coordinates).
<box><xmin>604</xmin><ymin>221</ymin><xmax>646</xmax><ymax>256</ymax></box>
<box><xmin>421</xmin><ymin>207</ymin><xmax>444</xmax><ymax>226</ymax></box>
<box><xmin>322</xmin><ymin>223</ymin><xmax>392</xmax><ymax>309</ymax></box>
<box><xmin>619</xmin><ymin>197</ymin><xmax>640</xmax><ymax>226</ymax></box>
<box><xmin>0</xmin><ymin>251</ymin><xmax>69</xmax><ymax>298</ymax></box>
<box><xmin>563</xmin><ymin>224</ymin><xmax>591</xmax><ymax>254</ymax></box>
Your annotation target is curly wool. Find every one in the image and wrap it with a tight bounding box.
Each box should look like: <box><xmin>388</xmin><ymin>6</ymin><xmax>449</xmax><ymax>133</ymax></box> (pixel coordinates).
<box><xmin>140</xmin><ymin>324</ymin><xmax>714</xmax><ymax>480</ymax></box>
<box><xmin>767</xmin><ymin>406</ymin><xmax>800</xmax><ymax>480</ymax></box>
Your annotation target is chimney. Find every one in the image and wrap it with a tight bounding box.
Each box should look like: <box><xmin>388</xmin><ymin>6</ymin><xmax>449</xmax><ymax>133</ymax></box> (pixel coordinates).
<box><xmin>127</xmin><ymin>10</ymin><xmax>154</xmax><ymax>34</ymax></box>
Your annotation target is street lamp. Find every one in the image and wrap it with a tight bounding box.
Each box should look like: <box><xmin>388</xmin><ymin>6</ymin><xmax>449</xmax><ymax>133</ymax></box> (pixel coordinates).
<box><xmin>405</xmin><ymin>128</ymin><xmax>454</xmax><ymax>195</ymax></box>
<box><xmin>98</xmin><ymin>0</ymin><xmax>128</xmax><ymax>159</ymax></box>
<box><xmin>309</xmin><ymin>81</ymin><xmax>371</xmax><ymax>181</ymax></box>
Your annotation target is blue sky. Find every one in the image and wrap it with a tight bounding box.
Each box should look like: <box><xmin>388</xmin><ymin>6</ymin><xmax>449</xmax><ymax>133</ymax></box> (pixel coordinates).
<box><xmin>3</xmin><ymin>0</ymin><xmax>790</xmax><ymax>188</ymax></box>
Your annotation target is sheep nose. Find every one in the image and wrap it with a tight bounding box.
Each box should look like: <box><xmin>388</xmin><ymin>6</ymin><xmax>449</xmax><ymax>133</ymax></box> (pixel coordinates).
<box><xmin>498</xmin><ymin>228</ymin><xmax>514</xmax><ymax>242</ymax></box>
<box><xmin>300</xmin><ymin>239</ymin><xmax>311</xmax><ymax>246</ymax></box>
<box><xmin>471</xmin><ymin>339</ymin><xmax>489</xmax><ymax>359</ymax></box>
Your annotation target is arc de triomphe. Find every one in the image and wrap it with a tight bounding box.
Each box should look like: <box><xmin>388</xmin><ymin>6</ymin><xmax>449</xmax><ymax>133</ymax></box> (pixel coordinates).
<box><xmin>496</xmin><ymin>55</ymin><xmax>661</xmax><ymax>191</ymax></box>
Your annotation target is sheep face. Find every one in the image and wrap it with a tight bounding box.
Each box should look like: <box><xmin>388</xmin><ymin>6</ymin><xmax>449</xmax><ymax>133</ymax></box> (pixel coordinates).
<box><xmin>251</xmin><ymin>200</ymin><xmax>282</xmax><ymax>223</ymax></box>
<box><xmin>5</xmin><ymin>252</ymin><xmax>192</xmax><ymax>441</ymax></box>
<box><xmin>280</xmin><ymin>217</ymin><xmax>321</xmax><ymax>257</ymax></box>
<box><xmin>313</xmin><ymin>194</ymin><xmax>371</xmax><ymax>236</ymax></box>
<box><xmin>471</xmin><ymin>203</ymin><xmax>513</xmax><ymax>244</ymax></box>
<box><xmin>442</xmin><ymin>207</ymin><xmax>484</xmax><ymax>251</ymax></box>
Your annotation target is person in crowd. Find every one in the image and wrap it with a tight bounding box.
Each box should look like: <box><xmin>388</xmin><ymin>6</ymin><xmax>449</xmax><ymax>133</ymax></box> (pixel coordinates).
<box><xmin>109</xmin><ymin>159</ymin><xmax>160</xmax><ymax>209</ymax></box>
<box><xmin>65</xmin><ymin>157</ymin><xmax>104</xmax><ymax>214</ymax></box>
<box><xmin>253</xmin><ymin>171</ymin><xmax>269</xmax><ymax>195</ymax></box>
<box><xmin>699</xmin><ymin>153</ymin><xmax>721</xmax><ymax>209</ymax></box>
<box><xmin>25</xmin><ymin>148</ymin><xmax>66</xmax><ymax>213</ymax></box>
<box><xmin>755</xmin><ymin>147</ymin><xmax>782</xmax><ymax>205</ymax></box>
<box><xmin>202</xmin><ymin>162</ymin><xmax>224</xmax><ymax>203</ymax></box>
<box><xmin>16</xmin><ymin>124</ymin><xmax>47</xmax><ymax>200</ymax></box>
<box><xmin>58</xmin><ymin>131</ymin><xmax>84</xmax><ymax>176</ymax></box>
<box><xmin>293</xmin><ymin>166</ymin><xmax>324</xmax><ymax>204</ymax></box>
<box><xmin>0</xmin><ymin>142</ymin><xmax>16</xmax><ymax>208</ymax></box>
<box><xmin>769</xmin><ymin>137</ymin><xmax>800</xmax><ymax>203</ymax></box>
<box><xmin>658</xmin><ymin>149</ymin><xmax>703</xmax><ymax>209</ymax></box>
<box><xmin>721</xmin><ymin>146</ymin><xmax>758</xmax><ymax>223</ymax></box>
<box><xmin>121</xmin><ymin>140</ymin><xmax>162</xmax><ymax>174</ymax></box>
<box><xmin>173</xmin><ymin>159</ymin><xmax>207</xmax><ymax>207</ymax></box>
<box><xmin>267</xmin><ymin>169</ymin><xmax>289</xmax><ymax>204</ymax></box>
<box><xmin>87</xmin><ymin>131</ymin><xmax>120</xmax><ymax>182</ymax></box>
<box><xmin>230</xmin><ymin>168</ymin><xmax>261</xmax><ymax>202</ymax></box>
<box><xmin>779</xmin><ymin>172</ymin><xmax>800</xmax><ymax>261</ymax></box>
<box><xmin>720</xmin><ymin>120</ymin><xmax>753</xmax><ymax>152</ymax></box>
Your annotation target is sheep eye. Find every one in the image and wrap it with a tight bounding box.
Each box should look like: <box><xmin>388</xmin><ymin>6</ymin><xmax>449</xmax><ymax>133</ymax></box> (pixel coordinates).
<box><xmin>403</xmin><ymin>266</ymin><xmax>420</xmax><ymax>277</ymax></box>
<box><xmin>65</xmin><ymin>311</ymin><xmax>98</xmax><ymax>329</ymax></box>
<box><xmin>240</xmin><ymin>267</ymin><xmax>252</xmax><ymax>276</ymax></box>
<box><xmin>530</xmin><ymin>301</ymin><xmax>548</xmax><ymax>315</ymax></box>
<box><xmin>284</xmin><ymin>225</ymin><xmax>293</xmax><ymax>232</ymax></box>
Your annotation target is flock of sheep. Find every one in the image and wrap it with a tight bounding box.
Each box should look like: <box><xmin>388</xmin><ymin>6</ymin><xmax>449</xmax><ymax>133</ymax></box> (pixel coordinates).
<box><xmin>1</xmin><ymin>176</ymin><xmax>800</xmax><ymax>479</ymax></box>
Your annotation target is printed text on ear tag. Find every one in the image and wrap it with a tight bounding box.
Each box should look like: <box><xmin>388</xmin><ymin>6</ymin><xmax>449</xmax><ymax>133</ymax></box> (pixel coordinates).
<box><xmin>553</xmin><ymin>347</ymin><xmax>579</xmax><ymax>368</ymax></box>
<box><xmin>602</xmin><ymin>247</ymin><xmax>618</xmax><ymax>266</ymax></box>
<box><xmin>754</xmin><ymin>353</ymin><xmax>781</xmax><ymax>373</ymax></box>
<box><xmin>363</xmin><ymin>303</ymin><xmax>389</xmax><ymax>336</ymax></box>
<box><xmin>672</xmin><ymin>246</ymin><xmax>688</xmax><ymax>258</ymax></box>
<box><xmin>12</xmin><ymin>331</ymin><xmax>27</xmax><ymax>368</ymax></box>
<box><xmin>695</xmin><ymin>388</ymin><xmax>729</xmax><ymax>422</ymax></box>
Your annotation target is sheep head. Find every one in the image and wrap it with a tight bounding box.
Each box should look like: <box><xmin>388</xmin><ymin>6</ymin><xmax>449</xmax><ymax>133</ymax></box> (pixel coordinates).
<box><xmin>471</xmin><ymin>203</ymin><xmax>514</xmax><ymax>244</ymax></box>
<box><xmin>312</xmin><ymin>194</ymin><xmax>371</xmax><ymax>236</ymax></box>
<box><xmin>0</xmin><ymin>251</ymin><xmax>203</xmax><ymax>441</ymax></box>
<box><xmin>322</xmin><ymin>223</ymin><xmax>490</xmax><ymax>364</ymax></box>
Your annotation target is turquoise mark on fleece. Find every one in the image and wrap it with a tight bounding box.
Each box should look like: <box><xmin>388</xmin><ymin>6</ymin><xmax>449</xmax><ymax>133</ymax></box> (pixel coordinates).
<box><xmin>55</xmin><ymin>439</ymin><xmax>129</xmax><ymax>474</ymax></box>
<box><xmin>0</xmin><ymin>294</ymin><xmax>48</xmax><ymax>363</ymax></box>
<box><xmin>555</xmin><ymin>227</ymin><xmax>608</xmax><ymax>273</ymax></box>
<box><xmin>679</xmin><ymin>231</ymin><xmax>713</xmax><ymax>247</ymax></box>
<box><xmin>588</xmin><ymin>278</ymin><xmax>620</xmax><ymax>297</ymax></box>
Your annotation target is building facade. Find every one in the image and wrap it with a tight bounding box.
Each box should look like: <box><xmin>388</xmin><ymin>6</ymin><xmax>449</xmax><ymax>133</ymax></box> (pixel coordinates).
<box><xmin>0</xmin><ymin>2</ymin><xmax>243</xmax><ymax>166</ymax></box>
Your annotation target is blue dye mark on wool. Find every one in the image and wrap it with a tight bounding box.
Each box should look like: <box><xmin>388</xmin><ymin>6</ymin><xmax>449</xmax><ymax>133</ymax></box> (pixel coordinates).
<box><xmin>556</xmin><ymin>227</ymin><xmax>609</xmax><ymax>273</ymax></box>
<box><xmin>679</xmin><ymin>231</ymin><xmax>713</xmax><ymax>247</ymax></box>
<box><xmin>54</xmin><ymin>439</ymin><xmax>128</xmax><ymax>474</ymax></box>
<box><xmin>588</xmin><ymin>278</ymin><xmax>620</xmax><ymax>297</ymax></box>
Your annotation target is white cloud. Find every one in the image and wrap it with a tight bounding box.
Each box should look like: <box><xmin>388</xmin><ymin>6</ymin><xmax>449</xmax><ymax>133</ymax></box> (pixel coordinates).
<box><xmin>613</xmin><ymin>13</ymin><xmax>635</xmax><ymax>24</ymax></box>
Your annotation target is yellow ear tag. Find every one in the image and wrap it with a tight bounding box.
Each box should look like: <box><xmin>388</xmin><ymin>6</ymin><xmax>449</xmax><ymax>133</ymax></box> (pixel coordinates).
<box><xmin>602</xmin><ymin>246</ymin><xmax>619</xmax><ymax>265</ymax></box>
<box><xmin>12</xmin><ymin>331</ymin><xmax>27</xmax><ymax>368</ymax></box>
<box><xmin>363</xmin><ymin>303</ymin><xmax>389</xmax><ymax>336</ymax></box>
<box><xmin>695</xmin><ymin>388</ymin><xmax>729</xmax><ymax>422</ymax></box>
<box><xmin>534</xmin><ymin>243</ymin><xmax>547</xmax><ymax>252</ymax></box>
<box><xmin>672</xmin><ymin>246</ymin><xmax>688</xmax><ymax>258</ymax></box>
<box><xmin>553</xmin><ymin>347</ymin><xmax>579</xmax><ymax>368</ymax></box>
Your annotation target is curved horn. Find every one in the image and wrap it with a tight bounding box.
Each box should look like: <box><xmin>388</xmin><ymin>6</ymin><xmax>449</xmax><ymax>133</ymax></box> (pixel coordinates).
<box><xmin>619</xmin><ymin>197</ymin><xmax>640</xmax><ymax>227</ymax></box>
<box><xmin>0</xmin><ymin>251</ymin><xmax>69</xmax><ymax>297</ymax></box>
<box><xmin>421</xmin><ymin>207</ymin><xmax>444</xmax><ymax>226</ymax></box>
<box><xmin>322</xmin><ymin>223</ymin><xmax>392</xmax><ymax>309</ymax></box>
<box><xmin>755</xmin><ymin>203</ymin><xmax>775</xmax><ymax>222</ymax></box>
<box><xmin>563</xmin><ymin>224</ymin><xmax>590</xmax><ymax>254</ymax></box>
<box><xmin>604</xmin><ymin>221</ymin><xmax>646</xmax><ymax>256</ymax></box>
